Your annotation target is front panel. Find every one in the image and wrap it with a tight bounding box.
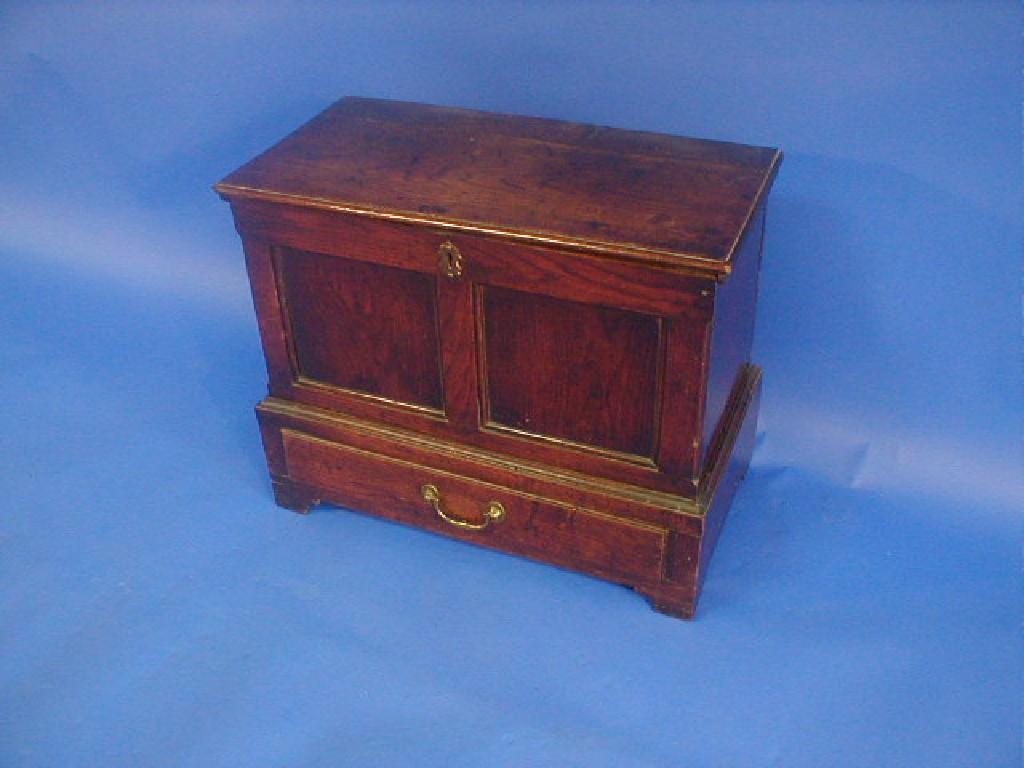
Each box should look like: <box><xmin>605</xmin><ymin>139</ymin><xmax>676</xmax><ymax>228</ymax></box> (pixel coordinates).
<box><xmin>481</xmin><ymin>285</ymin><xmax>664</xmax><ymax>461</ymax></box>
<box><xmin>277</xmin><ymin>246</ymin><xmax>444</xmax><ymax>412</ymax></box>
<box><xmin>234</xmin><ymin>200</ymin><xmax>710</xmax><ymax>494</ymax></box>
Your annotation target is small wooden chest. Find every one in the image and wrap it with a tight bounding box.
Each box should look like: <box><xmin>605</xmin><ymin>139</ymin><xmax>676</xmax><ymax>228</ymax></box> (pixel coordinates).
<box><xmin>216</xmin><ymin>97</ymin><xmax>781</xmax><ymax>618</ymax></box>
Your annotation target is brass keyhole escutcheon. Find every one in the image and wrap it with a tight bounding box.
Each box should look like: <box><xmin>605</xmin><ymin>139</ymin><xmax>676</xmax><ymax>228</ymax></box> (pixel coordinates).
<box><xmin>438</xmin><ymin>241</ymin><xmax>463</xmax><ymax>278</ymax></box>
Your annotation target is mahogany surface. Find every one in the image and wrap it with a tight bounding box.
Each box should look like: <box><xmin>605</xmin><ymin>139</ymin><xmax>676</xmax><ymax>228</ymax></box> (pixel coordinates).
<box><xmin>279</xmin><ymin>247</ymin><xmax>444</xmax><ymax>410</ymax></box>
<box><xmin>217</xmin><ymin>97</ymin><xmax>781</xmax><ymax>619</ymax></box>
<box><xmin>482</xmin><ymin>285</ymin><xmax>662</xmax><ymax>458</ymax></box>
<box><xmin>219</xmin><ymin>97</ymin><xmax>781</xmax><ymax>269</ymax></box>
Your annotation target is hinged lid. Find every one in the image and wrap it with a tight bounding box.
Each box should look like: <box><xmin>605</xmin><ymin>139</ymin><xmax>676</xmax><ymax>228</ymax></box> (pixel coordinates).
<box><xmin>216</xmin><ymin>97</ymin><xmax>781</xmax><ymax>275</ymax></box>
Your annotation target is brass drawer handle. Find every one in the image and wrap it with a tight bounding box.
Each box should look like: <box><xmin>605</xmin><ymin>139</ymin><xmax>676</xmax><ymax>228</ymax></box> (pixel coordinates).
<box><xmin>421</xmin><ymin>484</ymin><xmax>506</xmax><ymax>530</ymax></box>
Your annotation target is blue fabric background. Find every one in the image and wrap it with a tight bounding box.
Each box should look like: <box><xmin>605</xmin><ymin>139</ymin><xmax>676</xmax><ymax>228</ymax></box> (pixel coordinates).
<box><xmin>1</xmin><ymin>3</ymin><xmax>1020</xmax><ymax>766</ymax></box>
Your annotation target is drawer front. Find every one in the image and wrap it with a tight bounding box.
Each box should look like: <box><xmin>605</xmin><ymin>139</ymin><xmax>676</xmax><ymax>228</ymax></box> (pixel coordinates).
<box><xmin>281</xmin><ymin>429</ymin><xmax>669</xmax><ymax>585</ymax></box>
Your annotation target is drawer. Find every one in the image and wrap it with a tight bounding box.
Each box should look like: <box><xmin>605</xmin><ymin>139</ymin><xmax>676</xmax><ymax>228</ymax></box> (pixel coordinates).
<box><xmin>281</xmin><ymin>429</ymin><xmax>669</xmax><ymax>585</ymax></box>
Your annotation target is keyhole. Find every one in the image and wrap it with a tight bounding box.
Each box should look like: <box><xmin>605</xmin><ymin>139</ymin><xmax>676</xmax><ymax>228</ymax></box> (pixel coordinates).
<box><xmin>439</xmin><ymin>241</ymin><xmax>463</xmax><ymax>278</ymax></box>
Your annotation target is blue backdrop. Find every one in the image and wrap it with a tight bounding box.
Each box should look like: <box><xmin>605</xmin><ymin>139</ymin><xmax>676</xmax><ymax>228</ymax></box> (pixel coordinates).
<box><xmin>1</xmin><ymin>3</ymin><xmax>1020</xmax><ymax>766</ymax></box>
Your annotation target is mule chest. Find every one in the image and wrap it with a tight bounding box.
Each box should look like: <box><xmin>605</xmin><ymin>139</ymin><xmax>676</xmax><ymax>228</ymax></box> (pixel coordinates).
<box><xmin>216</xmin><ymin>97</ymin><xmax>781</xmax><ymax>618</ymax></box>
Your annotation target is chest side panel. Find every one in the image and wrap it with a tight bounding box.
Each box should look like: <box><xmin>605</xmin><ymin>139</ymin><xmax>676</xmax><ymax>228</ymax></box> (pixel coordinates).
<box><xmin>702</xmin><ymin>203</ymin><xmax>766</xmax><ymax>465</ymax></box>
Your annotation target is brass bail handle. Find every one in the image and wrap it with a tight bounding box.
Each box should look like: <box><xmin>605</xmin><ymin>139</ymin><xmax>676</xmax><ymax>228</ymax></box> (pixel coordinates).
<box><xmin>421</xmin><ymin>484</ymin><xmax>505</xmax><ymax>531</ymax></box>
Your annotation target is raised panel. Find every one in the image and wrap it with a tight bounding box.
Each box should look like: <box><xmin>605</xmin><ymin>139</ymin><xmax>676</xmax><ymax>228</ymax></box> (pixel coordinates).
<box><xmin>277</xmin><ymin>247</ymin><xmax>444</xmax><ymax>411</ymax></box>
<box><xmin>482</xmin><ymin>285</ymin><xmax>663</xmax><ymax>459</ymax></box>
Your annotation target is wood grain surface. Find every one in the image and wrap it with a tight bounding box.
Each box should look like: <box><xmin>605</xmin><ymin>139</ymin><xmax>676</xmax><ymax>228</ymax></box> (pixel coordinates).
<box><xmin>218</xmin><ymin>97</ymin><xmax>780</xmax><ymax>267</ymax></box>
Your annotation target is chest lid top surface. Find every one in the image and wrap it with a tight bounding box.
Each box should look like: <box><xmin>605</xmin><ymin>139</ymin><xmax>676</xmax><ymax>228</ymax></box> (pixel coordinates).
<box><xmin>216</xmin><ymin>97</ymin><xmax>781</xmax><ymax>272</ymax></box>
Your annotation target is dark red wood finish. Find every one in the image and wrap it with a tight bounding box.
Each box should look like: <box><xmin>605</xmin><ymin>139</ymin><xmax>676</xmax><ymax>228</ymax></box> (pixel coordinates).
<box><xmin>482</xmin><ymin>285</ymin><xmax>663</xmax><ymax>459</ymax></box>
<box><xmin>230</xmin><ymin>203</ymin><xmax>711</xmax><ymax>495</ymax></box>
<box><xmin>281</xmin><ymin>430</ymin><xmax>670</xmax><ymax>585</ymax></box>
<box><xmin>219</xmin><ymin>97</ymin><xmax>779</xmax><ymax>266</ymax></box>
<box><xmin>702</xmin><ymin>204</ymin><xmax>767</xmax><ymax>460</ymax></box>
<box><xmin>278</xmin><ymin>247</ymin><xmax>444</xmax><ymax>411</ymax></box>
<box><xmin>217</xmin><ymin>97</ymin><xmax>781</xmax><ymax>619</ymax></box>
